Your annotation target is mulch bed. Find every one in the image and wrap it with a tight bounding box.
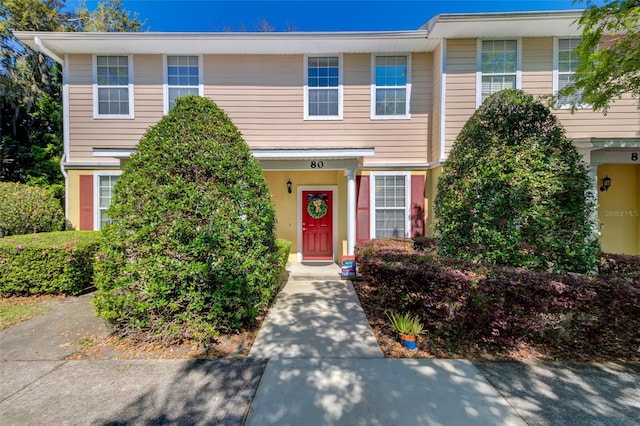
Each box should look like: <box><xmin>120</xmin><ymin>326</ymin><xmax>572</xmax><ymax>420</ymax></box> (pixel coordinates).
<box><xmin>352</xmin><ymin>279</ymin><xmax>640</xmax><ymax>362</ymax></box>
<box><xmin>66</xmin><ymin>329</ymin><xmax>258</xmax><ymax>360</ymax></box>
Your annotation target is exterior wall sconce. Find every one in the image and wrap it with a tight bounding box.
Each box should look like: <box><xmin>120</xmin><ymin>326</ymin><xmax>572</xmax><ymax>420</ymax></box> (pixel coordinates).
<box><xmin>287</xmin><ymin>180</ymin><xmax>292</xmax><ymax>194</ymax></box>
<box><xmin>600</xmin><ymin>175</ymin><xmax>611</xmax><ymax>192</ymax></box>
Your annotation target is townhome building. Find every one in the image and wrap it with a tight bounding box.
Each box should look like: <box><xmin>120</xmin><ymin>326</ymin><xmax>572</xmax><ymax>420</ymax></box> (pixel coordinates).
<box><xmin>17</xmin><ymin>10</ymin><xmax>640</xmax><ymax>260</ymax></box>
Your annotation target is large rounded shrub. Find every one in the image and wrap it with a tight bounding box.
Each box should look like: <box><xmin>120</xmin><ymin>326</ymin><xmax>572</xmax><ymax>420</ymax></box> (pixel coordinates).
<box><xmin>435</xmin><ymin>90</ymin><xmax>599</xmax><ymax>273</ymax></box>
<box><xmin>0</xmin><ymin>182</ymin><xmax>64</xmax><ymax>236</ymax></box>
<box><xmin>93</xmin><ymin>95</ymin><xmax>278</xmax><ymax>342</ymax></box>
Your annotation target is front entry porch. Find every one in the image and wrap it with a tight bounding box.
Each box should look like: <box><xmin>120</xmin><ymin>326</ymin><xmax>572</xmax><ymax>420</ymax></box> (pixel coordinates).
<box><xmin>255</xmin><ymin>148</ymin><xmax>374</xmax><ymax>263</ymax></box>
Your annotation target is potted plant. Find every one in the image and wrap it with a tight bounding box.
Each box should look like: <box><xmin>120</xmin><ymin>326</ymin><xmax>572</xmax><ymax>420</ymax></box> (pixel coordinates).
<box><xmin>386</xmin><ymin>311</ymin><xmax>425</xmax><ymax>350</ymax></box>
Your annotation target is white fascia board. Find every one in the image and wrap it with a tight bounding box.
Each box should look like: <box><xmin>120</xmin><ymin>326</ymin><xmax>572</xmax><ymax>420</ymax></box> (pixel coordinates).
<box><xmin>252</xmin><ymin>148</ymin><xmax>375</xmax><ymax>159</ymax></box>
<box><xmin>15</xmin><ymin>30</ymin><xmax>431</xmax><ymax>57</ymax></box>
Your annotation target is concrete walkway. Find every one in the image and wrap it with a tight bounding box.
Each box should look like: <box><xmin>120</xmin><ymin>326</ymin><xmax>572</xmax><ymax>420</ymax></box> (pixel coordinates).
<box><xmin>248</xmin><ymin>276</ymin><xmax>382</xmax><ymax>359</ymax></box>
<box><xmin>245</xmin><ymin>264</ymin><xmax>525</xmax><ymax>425</ymax></box>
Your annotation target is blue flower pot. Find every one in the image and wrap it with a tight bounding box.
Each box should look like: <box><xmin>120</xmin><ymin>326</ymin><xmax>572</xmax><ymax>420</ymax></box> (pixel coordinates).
<box><xmin>400</xmin><ymin>334</ymin><xmax>417</xmax><ymax>350</ymax></box>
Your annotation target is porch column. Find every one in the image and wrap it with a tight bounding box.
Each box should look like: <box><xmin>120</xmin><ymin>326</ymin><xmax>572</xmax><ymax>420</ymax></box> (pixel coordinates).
<box><xmin>346</xmin><ymin>168</ymin><xmax>356</xmax><ymax>255</ymax></box>
<box><xmin>588</xmin><ymin>164</ymin><xmax>601</xmax><ymax>238</ymax></box>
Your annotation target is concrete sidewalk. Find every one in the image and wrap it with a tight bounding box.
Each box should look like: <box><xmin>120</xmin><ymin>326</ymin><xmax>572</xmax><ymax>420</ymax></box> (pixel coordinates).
<box><xmin>0</xmin><ymin>294</ymin><xmax>263</xmax><ymax>425</ymax></box>
<box><xmin>245</xmin><ymin>358</ymin><xmax>525</xmax><ymax>425</ymax></box>
<box><xmin>0</xmin><ymin>293</ymin><xmax>107</xmax><ymax>361</ymax></box>
<box><xmin>0</xmin><ymin>359</ymin><xmax>265</xmax><ymax>425</ymax></box>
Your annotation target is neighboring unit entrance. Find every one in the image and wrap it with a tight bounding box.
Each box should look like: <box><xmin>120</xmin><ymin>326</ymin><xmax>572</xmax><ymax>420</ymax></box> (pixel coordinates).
<box><xmin>302</xmin><ymin>190</ymin><xmax>333</xmax><ymax>260</ymax></box>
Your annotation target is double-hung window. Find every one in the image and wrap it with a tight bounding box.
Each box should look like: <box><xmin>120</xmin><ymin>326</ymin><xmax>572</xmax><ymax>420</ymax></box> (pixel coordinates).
<box><xmin>370</xmin><ymin>173</ymin><xmax>411</xmax><ymax>238</ymax></box>
<box><xmin>95</xmin><ymin>173</ymin><xmax>121</xmax><ymax>230</ymax></box>
<box><xmin>305</xmin><ymin>56</ymin><xmax>342</xmax><ymax>119</ymax></box>
<box><xmin>94</xmin><ymin>56</ymin><xmax>133</xmax><ymax>118</ymax></box>
<box><xmin>478</xmin><ymin>40</ymin><xmax>520</xmax><ymax>106</ymax></box>
<box><xmin>371</xmin><ymin>55</ymin><xmax>411</xmax><ymax>119</ymax></box>
<box><xmin>165</xmin><ymin>55</ymin><xmax>202</xmax><ymax>113</ymax></box>
<box><xmin>554</xmin><ymin>38</ymin><xmax>586</xmax><ymax>109</ymax></box>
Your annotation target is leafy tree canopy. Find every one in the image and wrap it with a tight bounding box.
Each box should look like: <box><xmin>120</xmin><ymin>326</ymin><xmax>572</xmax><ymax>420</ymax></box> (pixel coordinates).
<box><xmin>562</xmin><ymin>0</ymin><xmax>640</xmax><ymax>112</ymax></box>
<box><xmin>0</xmin><ymin>0</ymin><xmax>145</xmax><ymax>187</ymax></box>
<box><xmin>73</xmin><ymin>0</ymin><xmax>145</xmax><ymax>31</ymax></box>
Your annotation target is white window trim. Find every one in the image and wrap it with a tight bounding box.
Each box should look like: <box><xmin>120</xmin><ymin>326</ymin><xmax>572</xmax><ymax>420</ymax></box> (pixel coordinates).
<box><xmin>369</xmin><ymin>172</ymin><xmax>411</xmax><ymax>238</ymax></box>
<box><xmin>163</xmin><ymin>54</ymin><xmax>204</xmax><ymax>115</ymax></box>
<box><xmin>94</xmin><ymin>171</ymin><xmax>122</xmax><ymax>231</ymax></box>
<box><xmin>92</xmin><ymin>55</ymin><xmax>134</xmax><ymax>119</ymax></box>
<box><xmin>552</xmin><ymin>37</ymin><xmax>591</xmax><ymax>110</ymax></box>
<box><xmin>370</xmin><ymin>53</ymin><xmax>412</xmax><ymax>120</ymax></box>
<box><xmin>303</xmin><ymin>54</ymin><xmax>343</xmax><ymax>120</ymax></box>
<box><xmin>475</xmin><ymin>39</ymin><xmax>522</xmax><ymax>108</ymax></box>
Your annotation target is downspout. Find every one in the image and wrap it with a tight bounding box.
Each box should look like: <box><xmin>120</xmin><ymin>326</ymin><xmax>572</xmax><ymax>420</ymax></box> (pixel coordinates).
<box><xmin>33</xmin><ymin>37</ymin><xmax>64</xmax><ymax>64</ymax></box>
<box><xmin>60</xmin><ymin>154</ymin><xmax>69</xmax><ymax>229</ymax></box>
<box><xmin>61</xmin><ymin>53</ymin><xmax>70</xmax><ymax>228</ymax></box>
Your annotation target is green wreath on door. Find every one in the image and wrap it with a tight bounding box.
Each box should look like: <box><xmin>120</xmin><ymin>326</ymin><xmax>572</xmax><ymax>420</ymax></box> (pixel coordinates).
<box><xmin>307</xmin><ymin>197</ymin><xmax>328</xmax><ymax>219</ymax></box>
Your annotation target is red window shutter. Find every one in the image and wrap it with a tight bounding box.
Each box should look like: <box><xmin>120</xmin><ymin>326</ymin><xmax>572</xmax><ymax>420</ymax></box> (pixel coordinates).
<box><xmin>356</xmin><ymin>175</ymin><xmax>370</xmax><ymax>241</ymax></box>
<box><xmin>411</xmin><ymin>175</ymin><xmax>425</xmax><ymax>237</ymax></box>
<box><xmin>79</xmin><ymin>175</ymin><xmax>94</xmax><ymax>230</ymax></box>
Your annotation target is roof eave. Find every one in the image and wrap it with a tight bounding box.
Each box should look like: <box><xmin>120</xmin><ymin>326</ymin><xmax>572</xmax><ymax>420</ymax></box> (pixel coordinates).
<box><xmin>15</xmin><ymin>30</ymin><xmax>433</xmax><ymax>56</ymax></box>
<box><xmin>423</xmin><ymin>10</ymin><xmax>584</xmax><ymax>39</ymax></box>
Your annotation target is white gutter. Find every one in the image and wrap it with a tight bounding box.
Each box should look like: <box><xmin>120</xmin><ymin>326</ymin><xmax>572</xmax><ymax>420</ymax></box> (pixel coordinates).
<box><xmin>34</xmin><ymin>36</ymin><xmax>64</xmax><ymax>64</ymax></box>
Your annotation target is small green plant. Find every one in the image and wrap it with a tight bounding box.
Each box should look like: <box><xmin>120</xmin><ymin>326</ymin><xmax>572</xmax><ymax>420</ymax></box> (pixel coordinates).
<box><xmin>386</xmin><ymin>311</ymin><xmax>425</xmax><ymax>336</ymax></box>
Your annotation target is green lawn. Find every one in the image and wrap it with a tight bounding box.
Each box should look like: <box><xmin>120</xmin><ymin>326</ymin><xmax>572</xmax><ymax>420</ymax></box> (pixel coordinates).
<box><xmin>0</xmin><ymin>297</ymin><xmax>51</xmax><ymax>330</ymax></box>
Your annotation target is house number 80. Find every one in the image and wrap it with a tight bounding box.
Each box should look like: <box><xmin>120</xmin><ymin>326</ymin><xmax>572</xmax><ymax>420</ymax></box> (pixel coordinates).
<box><xmin>310</xmin><ymin>161</ymin><xmax>324</xmax><ymax>168</ymax></box>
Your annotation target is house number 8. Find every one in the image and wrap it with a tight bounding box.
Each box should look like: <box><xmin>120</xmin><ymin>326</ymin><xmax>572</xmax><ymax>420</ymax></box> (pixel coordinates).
<box><xmin>632</xmin><ymin>153</ymin><xmax>638</xmax><ymax>161</ymax></box>
<box><xmin>310</xmin><ymin>161</ymin><xmax>324</xmax><ymax>169</ymax></box>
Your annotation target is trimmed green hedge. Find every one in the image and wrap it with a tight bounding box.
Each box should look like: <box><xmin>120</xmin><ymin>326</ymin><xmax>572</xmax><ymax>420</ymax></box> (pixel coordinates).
<box><xmin>273</xmin><ymin>239</ymin><xmax>292</xmax><ymax>287</ymax></box>
<box><xmin>434</xmin><ymin>90</ymin><xmax>599</xmax><ymax>273</ymax></box>
<box><xmin>93</xmin><ymin>96</ymin><xmax>281</xmax><ymax>342</ymax></box>
<box><xmin>0</xmin><ymin>231</ymin><xmax>102</xmax><ymax>296</ymax></box>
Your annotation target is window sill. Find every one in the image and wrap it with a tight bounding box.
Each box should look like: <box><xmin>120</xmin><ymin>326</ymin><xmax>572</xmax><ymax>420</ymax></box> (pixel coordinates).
<box><xmin>93</xmin><ymin>114</ymin><xmax>135</xmax><ymax>120</ymax></box>
<box><xmin>553</xmin><ymin>104</ymin><xmax>593</xmax><ymax>111</ymax></box>
<box><xmin>370</xmin><ymin>114</ymin><xmax>411</xmax><ymax>121</ymax></box>
<box><xmin>304</xmin><ymin>115</ymin><xmax>344</xmax><ymax>121</ymax></box>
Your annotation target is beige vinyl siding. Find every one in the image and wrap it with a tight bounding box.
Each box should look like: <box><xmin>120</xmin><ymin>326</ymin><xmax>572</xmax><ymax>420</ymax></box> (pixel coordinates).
<box><xmin>431</xmin><ymin>43</ymin><xmax>442</xmax><ymax>162</ymax></box>
<box><xmin>444</xmin><ymin>39</ymin><xmax>476</xmax><ymax>157</ymax></box>
<box><xmin>521</xmin><ymin>38</ymin><xmax>552</xmax><ymax>96</ymax></box>
<box><xmin>522</xmin><ymin>37</ymin><xmax>640</xmax><ymax>139</ymax></box>
<box><xmin>67</xmin><ymin>53</ymin><xmax>431</xmax><ymax>165</ymax></box>
<box><xmin>444</xmin><ymin>38</ymin><xmax>640</xmax><ymax>157</ymax></box>
<box><xmin>67</xmin><ymin>54</ymin><xmax>163</xmax><ymax>162</ymax></box>
<box><xmin>204</xmin><ymin>53</ymin><xmax>431</xmax><ymax>165</ymax></box>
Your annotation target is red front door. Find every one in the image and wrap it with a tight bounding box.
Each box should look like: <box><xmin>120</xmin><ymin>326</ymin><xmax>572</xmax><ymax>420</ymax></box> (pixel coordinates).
<box><xmin>302</xmin><ymin>191</ymin><xmax>333</xmax><ymax>260</ymax></box>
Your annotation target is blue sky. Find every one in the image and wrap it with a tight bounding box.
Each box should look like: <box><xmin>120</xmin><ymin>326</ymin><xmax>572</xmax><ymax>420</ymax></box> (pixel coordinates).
<box><xmin>67</xmin><ymin>0</ymin><xmax>587</xmax><ymax>32</ymax></box>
